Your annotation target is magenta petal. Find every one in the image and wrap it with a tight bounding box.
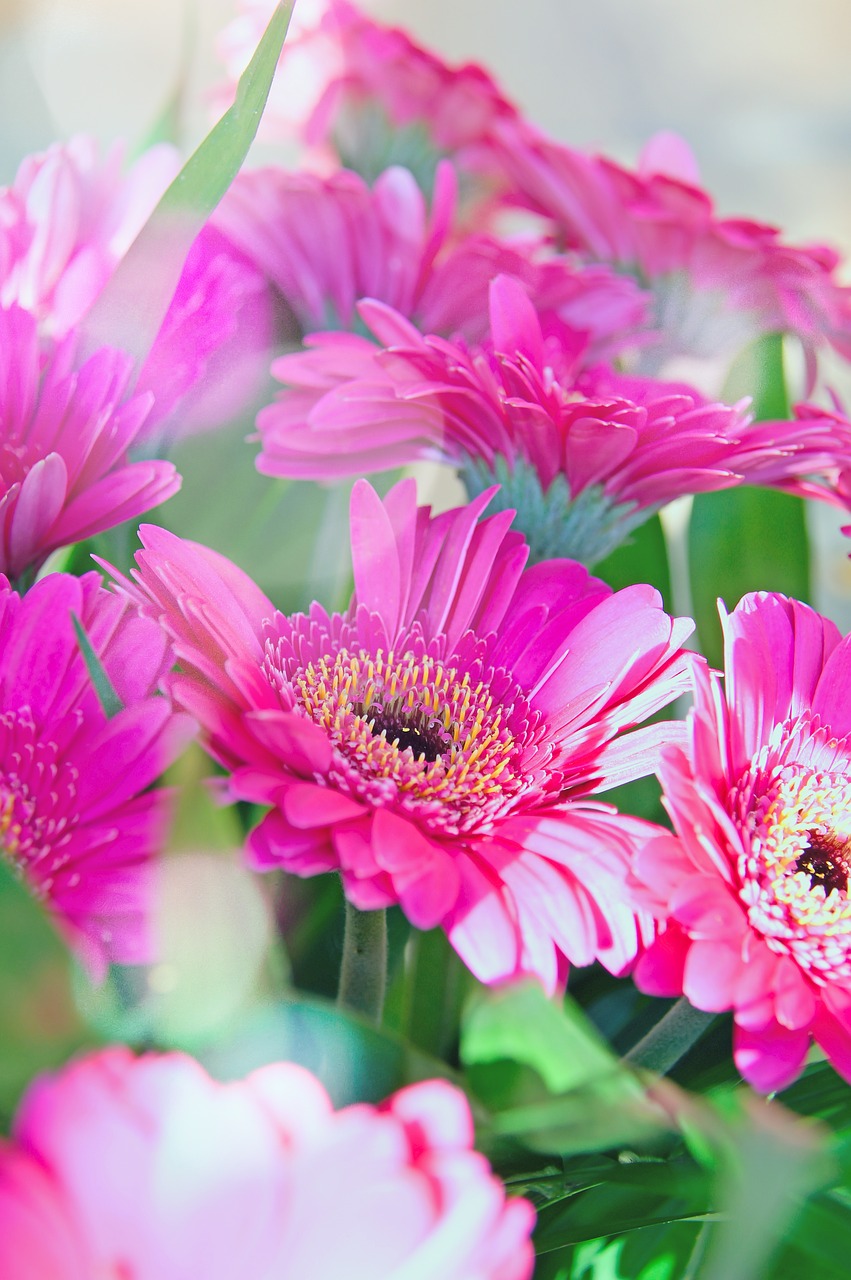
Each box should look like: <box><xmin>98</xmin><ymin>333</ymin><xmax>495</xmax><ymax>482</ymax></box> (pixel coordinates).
<box><xmin>245</xmin><ymin>711</ymin><xmax>332</xmax><ymax>777</ymax></box>
<box><xmin>683</xmin><ymin>938</ymin><xmax>742</xmax><ymax>1011</ymax></box>
<box><xmin>369</xmin><ymin>809</ymin><xmax>460</xmax><ymax>929</ymax></box>
<box><xmin>8</xmin><ymin>453</ymin><xmax>67</xmax><ymax>576</ymax></box>
<box><xmin>633</xmin><ymin>927</ymin><xmax>690</xmax><ymax>997</ymax></box>
<box><xmin>350</xmin><ymin>478</ymin><xmax>406</xmax><ymax>637</ymax></box>
<box><xmin>247</xmin><ymin>809</ymin><xmax>337</xmax><ymax>875</ymax></box>
<box><xmin>733</xmin><ymin>1018</ymin><xmax>811</xmax><ymax>1093</ymax></box>
<box><xmin>445</xmin><ymin>853</ymin><xmax>522</xmax><ymax>985</ymax></box>
<box><xmin>283</xmin><ymin>783</ymin><xmax>367</xmax><ymax>828</ymax></box>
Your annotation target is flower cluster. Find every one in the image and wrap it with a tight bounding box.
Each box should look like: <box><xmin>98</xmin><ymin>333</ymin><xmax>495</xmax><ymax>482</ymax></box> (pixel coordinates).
<box><xmin>214</xmin><ymin>0</ymin><xmax>851</xmax><ymax>566</ymax></box>
<box><xmin>4</xmin><ymin>1</ymin><xmax>851</xmax><ymax>1274</ymax></box>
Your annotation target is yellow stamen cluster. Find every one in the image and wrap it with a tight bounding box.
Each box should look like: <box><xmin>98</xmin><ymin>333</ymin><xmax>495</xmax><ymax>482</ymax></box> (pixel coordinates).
<box><xmin>739</xmin><ymin>765</ymin><xmax>851</xmax><ymax>979</ymax></box>
<box><xmin>294</xmin><ymin>646</ymin><xmax>521</xmax><ymax>831</ymax></box>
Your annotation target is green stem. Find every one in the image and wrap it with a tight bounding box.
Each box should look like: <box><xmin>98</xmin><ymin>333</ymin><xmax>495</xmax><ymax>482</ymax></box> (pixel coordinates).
<box><xmin>337</xmin><ymin>902</ymin><xmax>387</xmax><ymax>1023</ymax></box>
<box><xmin>624</xmin><ymin>997</ymin><xmax>716</xmax><ymax>1074</ymax></box>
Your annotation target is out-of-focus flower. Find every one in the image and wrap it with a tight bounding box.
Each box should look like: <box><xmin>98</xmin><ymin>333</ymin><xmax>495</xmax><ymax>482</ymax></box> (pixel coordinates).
<box><xmin>0</xmin><ymin>1046</ymin><xmax>536</xmax><ymax>1279</ymax></box>
<box><xmin>632</xmin><ymin>592</ymin><xmax>851</xmax><ymax>1092</ymax></box>
<box><xmin>0</xmin><ymin>571</ymin><xmax>192</xmax><ymax>975</ymax></box>
<box><xmin>215</xmin><ymin>159</ymin><xmax>649</xmax><ymax>348</ymax></box>
<box><xmin>494</xmin><ymin>126</ymin><xmax>851</xmax><ymax>380</ymax></box>
<box><xmin>0</xmin><ymin>305</ymin><xmax>179</xmax><ymax>585</ymax></box>
<box><xmin>257</xmin><ymin>276</ymin><xmax>851</xmax><ymax>564</ymax></box>
<box><xmin>0</xmin><ymin>136</ymin><xmax>179</xmax><ymax>338</ymax></box>
<box><xmin>114</xmin><ymin>479</ymin><xmax>695</xmax><ymax>991</ymax></box>
<box><xmin>0</xmin><ymin>137</ymin><xmax>276</xmax><ymax>441</ymax></box>
<box><xmin>216</xmin><ymin>0</ymin><xmax>523</xmax><ymax>205</ymax></box>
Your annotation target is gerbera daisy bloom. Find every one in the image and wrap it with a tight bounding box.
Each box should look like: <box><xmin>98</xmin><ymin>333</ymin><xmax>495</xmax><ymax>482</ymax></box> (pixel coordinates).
<box><xmin>216</xmin><ymin>0</ymin><xmax>523</xmax><ymax>206</ymax></box>
<box><xmin>258</xmin><ymin>276</ymin><xmax>851</xmax><ymax>565</ymax></box>
<box><xmin>0</xmin><ymin>136</ymin><xmax>275</xmax><ymax>441</ymax></box>
<box><xmin>632</xmin><ymin>591</ymin><xmax>851</xmax><ymax>1092</ymax></box>
<box><xmin>0</xmin><ymin>1047</ymin><xmax>535</xmax><ymax>1279</ymax></box>
<box><xmin>493</xmin><ymin>124</ymin><xmax>851</xmax><ymax>381</ymax></box>
<box><xmin>0</xmin><ymin>571</ymin><xmax>192</xmax><ymax>974</ymax></box>
<box><xmin>214</xmin><ymin>159</ymin><xmax>649</xmax><ymax>347</ymax></box>
<box><xmin>115</xmin><ymin>479</ymin><xmax>695</xmax><ymax>991</ymax></box>
<box><xmin>0</xmin><ymin>304</ymin><xmax>179</xmax><ymax>586</ymax></box>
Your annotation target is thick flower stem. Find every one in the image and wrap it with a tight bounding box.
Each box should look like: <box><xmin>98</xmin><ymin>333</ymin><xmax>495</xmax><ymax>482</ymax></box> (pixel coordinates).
<box><xmin>624</xmin><ymin>998</ymin><xmax>717</xmax><ymax>1074</ymax></box>
<box><xmin>337</xmin><ymin>902</ymin><xmax>387</xmax><ymax>1023</ymax></box>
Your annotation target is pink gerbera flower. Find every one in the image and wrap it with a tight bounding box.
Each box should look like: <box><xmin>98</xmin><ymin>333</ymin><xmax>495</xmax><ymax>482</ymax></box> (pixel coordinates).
<box><xmin>0</xmin><ymin>1047</ymin><xmax>535</xmax><ymax>1280</ymax></box>
<box><xmin>632</xmin><ymin>591</ymin><xmax>851</xmax><ymax>1092</ymax></box>
<box><xmin>217</xmin><ymin>0</ymin><xmax>523</xmax><ymax>207</ymax></box>
<box><xmin>0</xmin><ymin>136</ymin><xmax>275</xmax><ymax>441</ymax></box>
<box><xmin>0</xmin><ymin>571</ymin><xmax>192</xmax><ymax>974</ymax></box>
<box><xmin>494</xmin><ymin>125</ymin><xmax>851</xmax><ymax>379</ymax></box>
<box><xmin>258</xmin><ymin>276</ymin><xmax>851</xmax><ymax>564</ymax></box>
<box><xmin>115</xmin><ymin>479</ymin><xmax>696</xmax><ymax>991</ymax></box>
<box><xmin>215</xmin><ymin>159</ymin><xmax>649</xmax><ymax>349</ymax></box>
<box><xmin>0</xmin><ymin>304</ymin><xmax>179</xmax><ymax>586</ymax></box>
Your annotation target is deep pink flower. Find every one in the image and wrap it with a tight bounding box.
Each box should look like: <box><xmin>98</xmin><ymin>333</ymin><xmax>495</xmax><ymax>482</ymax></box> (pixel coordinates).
<box><xmin>0</xmin><ymin>136</ymin><xmax>275</xmax><ymax>440</ymax></box>
<box><xmin>0</xmin><ymin>571</ymin><xmax>192</xmax><ymax>974</ymax></box>
<box><xmin>632</xmin><ymin>592</ymin><xmax>851</xmax><ymax>1092</ymax></box>
<box><xmin>0</xmin><ymin>1046</ymin><xmax>536</xmax><ymax>1279</ymax></box>
<box><xmin>0</xmin><ymin>304</ymin><xmax>179</xmax><ymax>584</ymax></box>
<box><xmin>258</xmin><ymin>276</ymin><xmax>850</xmax><ymax>563</ymax></box>
<box><xmin>215</xmin><ymin>159</ymin><xmax>649</xmax><ymax>349</ymax></box>
<box><xmin>494</xmin><ymin>125</ymin><xmax>851</xmax><ymax>377</ymax></box>
<box><xmin>114</xmin><ymin>480</ymin><xmax>696</xmax><ymax>991</ymax></box>
<box><xmin>216</xmin><ymin>0</ymin><xmax>523</xmax><ymax>206</ymax></box>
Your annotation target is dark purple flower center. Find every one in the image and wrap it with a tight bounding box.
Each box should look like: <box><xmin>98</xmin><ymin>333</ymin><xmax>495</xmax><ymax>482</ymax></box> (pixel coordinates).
<box><xmin>795</xmin><ymin>836</ymin><xmax>851</xmax><ymax>895</ymax></box>
<box><xmin>352</xmin><ymin>698</ymin><xmax>451</xmax><ymax>763</ymax></box>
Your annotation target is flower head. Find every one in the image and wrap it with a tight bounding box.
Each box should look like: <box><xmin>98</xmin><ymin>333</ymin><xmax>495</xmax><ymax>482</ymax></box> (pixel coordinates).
<box><xmin>215</xmin><ymin>159</ymin><xmax>646</xmax><ymax>348</ymax></box>
<box><xmin>0</xmin><ymin>571</ymin><xmax>192</xmax><ymax>974</ymax></box>
<box><xmin>0</xmin><ymin>305</ymin><xmax>179</xmax><ymax>584</ymax></box>
<box><xmin>495</xmin><ymin>126</ymin><xmax>851</xmax><ymax>380</ymax></box>
<box><xmin>632</xmin><ymin>592</ymin><xmax>851</xmax><ymax>1091</ymax></box>
<box><xmin>117</xmin><ymin>479</ymin><xmax>695</xmax><ymax>990</ymax></box>
<box><xmin>0</xmin><ymin>1046</ymin><xmax>536</xmax><ymax>1279</ymax></box>
<box><xmin>257</xmin><ymin>277</ymin><xmax>848</xmax><ymax>564</ymax></box>
<box><xmin>217</xmin><ymin>0</ymin><xmax>522</xmax><ymax>204</ymax></box>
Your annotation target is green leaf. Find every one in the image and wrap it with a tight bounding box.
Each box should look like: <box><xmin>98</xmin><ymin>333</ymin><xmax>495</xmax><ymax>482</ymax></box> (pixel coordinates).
<box><xmin>0</xmin><ymin>862</ymin><xmax>93</xmax><ymax>1124</ymax></box>
<box><xmin>686</xmin><ymin>487</ymin><xmax>810</xmax><ymax>669</ymax></box>
<box><xmin>462</xmin><ymin>982</ymin><xmax>616</xmax><ymax>1094</ymax></box>
<box><xmin>71</xmin><ymin>612</ymin><xmax>123</xmax><ymax>718</ymax></box>
<box><xmin>80</xmin><ymin>2</ymin><xmax>294</xmax><ymax>365</ymax></box>
<box><xmin>693</xmin><ymin>1095</ymin><xmax>831</xmax><ymax>1280</ymax></box>
<box><xmin>386</xmin><ymin>925</ymin><xmax>472</xmax><ymax>1059</ymax></box>
<box><xmin>461</xmin><ymin>985</ymin><xmax>667</xmax><ymax>1155</ymax></box>
<box><xmin>595</xmin><ymin>513</ymin><xmax>672</xmax><ymax>611</ymax></box>
<box><xmin>723</xmin><ymin>332</ymin><xmax>790</xmax><ymax>422</ymax></box>
<box><xmin>687</xmin><ymin>333</ymin><xmax>808</xmax><ymax>669</ymax></box>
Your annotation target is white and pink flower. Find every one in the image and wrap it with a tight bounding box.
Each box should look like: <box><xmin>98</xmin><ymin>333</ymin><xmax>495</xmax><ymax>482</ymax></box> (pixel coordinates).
<box><xmin>633</xmin><ymin>592</ymin><xmax>851</xmax><ymax>1092</ymax></box>
<box><xmin>0</xmin><ymin>1047</ymin><xmax>535</xmax><ymax>1279</ymax></box>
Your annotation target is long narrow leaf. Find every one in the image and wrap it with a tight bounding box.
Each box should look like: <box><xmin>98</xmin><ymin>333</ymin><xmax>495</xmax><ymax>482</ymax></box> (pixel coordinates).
<box><xmin>80</xmin><ymin>3</ymin><xmax>294</xmax><ymax>365</ymax></box>
<box><xmin>71</xmin><ymin>612</ymin><xmax>123</xmax><ymax>719</ymax></box>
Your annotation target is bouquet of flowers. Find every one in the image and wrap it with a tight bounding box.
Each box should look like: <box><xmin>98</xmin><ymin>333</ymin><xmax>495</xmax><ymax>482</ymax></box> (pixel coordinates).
<box><xmin>2</xmin><ymin>3</ymin><xmax>851</xmax><ymax>1276</ymax></box>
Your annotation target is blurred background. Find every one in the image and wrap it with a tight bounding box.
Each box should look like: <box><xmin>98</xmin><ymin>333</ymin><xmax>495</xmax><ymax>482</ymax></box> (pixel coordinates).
<box><xmin>2</xmin><ymin>0</ymin><xmax>850</xmax><ymax>619</ymax></box>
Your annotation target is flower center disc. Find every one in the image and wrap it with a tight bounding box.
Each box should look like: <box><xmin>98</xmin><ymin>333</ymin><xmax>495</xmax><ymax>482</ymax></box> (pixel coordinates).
<box><xmin>292</xmin><ymin>646</ymin><xmax>524</xmax><ymax>832</ymax></box>
<box><xmin>736</xmin><ymin>760</ymin><xmax>851</xmax><ymax>980</ymax></box>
